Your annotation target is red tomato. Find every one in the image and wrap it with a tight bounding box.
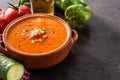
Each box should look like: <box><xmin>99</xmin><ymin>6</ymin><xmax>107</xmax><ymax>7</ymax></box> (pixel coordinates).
<box><xmin>3</xmin><ymin>4</ymin><xmax>31</xmax><ymax>33</ymax></box>
<box><xmin>19</xmin><ymin>5</ymin><xmax>31</xmax><ymax>16</ymax></box>
<box><xmin>4</xmin><ymin>8</ymin><xmax>19</xmax><ymax>25</ymax></box>
<box><xmin>0</xmin><ymin>8</ymin><xmax>5</xmax><ymax>33</ymax></box>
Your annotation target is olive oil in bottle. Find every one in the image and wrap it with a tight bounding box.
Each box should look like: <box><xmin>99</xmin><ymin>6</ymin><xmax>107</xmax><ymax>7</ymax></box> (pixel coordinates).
<box><xmin>31</xmin><ymin>0</ymin><xmax>54</xmax><ymax>15</ymax></box>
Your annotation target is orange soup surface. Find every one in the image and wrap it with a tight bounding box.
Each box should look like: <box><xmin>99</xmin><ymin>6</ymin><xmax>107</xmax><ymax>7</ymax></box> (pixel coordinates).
<box><xmin>7</xmin><ymin>16</ymin><xmax>67</xmax><ymax>54</ymax></box>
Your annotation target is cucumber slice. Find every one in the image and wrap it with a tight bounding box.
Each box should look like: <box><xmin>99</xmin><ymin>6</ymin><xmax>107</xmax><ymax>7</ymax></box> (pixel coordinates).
<box><xmin>7</xmin><ymin>64</ymin><xmax>24</xmax><ymax>80</ymax></box>
<box><xmin>0</xmin><ymin>53</ymin><xmax>25</xmax><ymax>80</ymax></box>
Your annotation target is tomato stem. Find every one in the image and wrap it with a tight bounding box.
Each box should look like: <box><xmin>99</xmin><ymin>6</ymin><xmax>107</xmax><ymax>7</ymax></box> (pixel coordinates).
<box><xmin>18</xmin><ymin>0</ymin><xmax>21</xmax><ymax>8</ymax></box>
<box><xmin>8</xmin><ymin>3</ymin><xmax>18</xmax><ymax>11</ymax></box>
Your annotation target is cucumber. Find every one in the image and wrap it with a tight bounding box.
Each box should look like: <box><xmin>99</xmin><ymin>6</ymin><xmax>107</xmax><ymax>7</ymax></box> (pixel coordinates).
<box><xmin>0</xmin><ymin>53</ymin><xmax>25</xmax><ymax>80</ymax></box>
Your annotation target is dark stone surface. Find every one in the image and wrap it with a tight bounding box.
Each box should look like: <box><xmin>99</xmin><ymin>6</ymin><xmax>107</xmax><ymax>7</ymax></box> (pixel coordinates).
<box><xmin>1</xmin><ymin>0</ymin><xmax>120</xmax><ymax>80</ymax></box>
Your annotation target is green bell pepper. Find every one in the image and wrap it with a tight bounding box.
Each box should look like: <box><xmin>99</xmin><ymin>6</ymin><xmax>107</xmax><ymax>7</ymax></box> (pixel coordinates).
<box><xmin>55</xmin><ymin>0</ymin><xmax>87</xmax><ymax>10</ymax></box>
<box><xmin>55</xmin><ymin>0</ymin><xmax>92</xmax><ymax>29</ymax></box>
<box><xmin>20</xmin><ymin>0</ymin><xmax>30</xmax><ymax>5</ymax></box>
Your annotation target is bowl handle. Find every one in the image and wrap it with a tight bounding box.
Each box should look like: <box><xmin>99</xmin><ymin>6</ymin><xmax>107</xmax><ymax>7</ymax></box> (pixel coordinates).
<box><xmin>0</xmin><ymin>34</ymin><xmax>8</xmax><ymax>54</ymax></box>
<box><xmin>71</xmin><ymin>29</ymin><xmax>79</xmax><ymax>45</ymax></box>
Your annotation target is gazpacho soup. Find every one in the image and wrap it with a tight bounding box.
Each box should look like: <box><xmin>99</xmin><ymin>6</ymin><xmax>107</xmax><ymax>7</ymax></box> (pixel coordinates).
<box><xmin>7</xmin><ymin>15</ymin><xmax>68</xmax><ymax>54</ymax></box>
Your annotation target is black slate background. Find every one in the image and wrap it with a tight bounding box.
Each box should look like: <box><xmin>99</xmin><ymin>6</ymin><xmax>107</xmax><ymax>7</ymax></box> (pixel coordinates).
<box><xmin>1</xmin><ymin>0</ymin><xmax>120</xmax><ymax>80</ymax></box>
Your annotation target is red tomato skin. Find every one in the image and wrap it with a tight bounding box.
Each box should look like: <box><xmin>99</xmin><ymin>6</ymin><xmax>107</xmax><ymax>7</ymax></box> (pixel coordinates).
<box><xmin>19</xmin><ymin>5</ymin><xmax>31</xmax><ymax>16</ymax></box>
<box><xmin>0</xmin><ymin>20</ymin><xmax>5</xmax><ymax>34</ymax></box>
<box><xmin>4</xmin><ymin>8</ymin><xmax>19</xmax><ymax>25</ymax></box>
<box><xmin>0</xmin><ymin>8</ymin><xmax>5</xmax><ymax>33</ymax></box>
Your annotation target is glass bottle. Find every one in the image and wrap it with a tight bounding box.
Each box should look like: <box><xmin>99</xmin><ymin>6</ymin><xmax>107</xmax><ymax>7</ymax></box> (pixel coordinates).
<box><xmin>31</xmin><ymin>0</ymin><xmax>54</xmax><ymax>15</ymax></box>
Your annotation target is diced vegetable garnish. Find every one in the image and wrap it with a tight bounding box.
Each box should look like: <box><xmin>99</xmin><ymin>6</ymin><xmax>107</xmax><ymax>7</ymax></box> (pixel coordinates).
<box><xmin>21</xmin><ymin>28</ymin><xmax>48</xmax><ymax>43</ymax></box>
